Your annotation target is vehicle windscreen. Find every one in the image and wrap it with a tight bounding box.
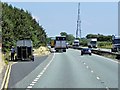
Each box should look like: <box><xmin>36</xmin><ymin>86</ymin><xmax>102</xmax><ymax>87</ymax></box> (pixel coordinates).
<box><xmin>113</xmin><ymin>39</ymin><xmax>120</xmax><ymax>44</ymax></box>
<box><xmin>90</xmin><ymin>41</ymin><xmax>96</xmax><ymax>44</ymax></box>
<box><xmin>56</xmin><ymin>37</ymin><xmax>66</xmax><ymax>41</ymax></box>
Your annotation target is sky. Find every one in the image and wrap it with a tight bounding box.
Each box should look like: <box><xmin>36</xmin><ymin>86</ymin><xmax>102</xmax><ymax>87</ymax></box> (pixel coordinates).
<box><xmin>6</xmin><ymin>2</ymin><xmax>118</xmax><ymax>37</ymax></box>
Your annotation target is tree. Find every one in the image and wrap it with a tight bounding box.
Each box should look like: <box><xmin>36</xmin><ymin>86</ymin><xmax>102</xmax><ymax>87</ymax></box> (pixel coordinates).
<box><xmin>60</xmin><ymin>32</ymin><xmax>67</xmax><ymax>36</ymax></box>
<box><xmin>2</xmin><ymin>2</ymin><xmax>47</xmax><ymax>52</ymax></box>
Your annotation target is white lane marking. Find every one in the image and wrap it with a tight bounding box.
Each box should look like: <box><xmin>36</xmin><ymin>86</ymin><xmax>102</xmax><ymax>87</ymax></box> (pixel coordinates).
<box><xmin>93</xmin><ymin>54</ymin><xmax>118</xmax><ymax>64</ymax></box>
<box><xmin>91</xmin><ymin>70</ymin><xmax>94</xmax><ymax>73</ymax></box>
<box><xmin>34</xmin><ymin>79</ymin><xmax>38</xmax><ymax>82</ymax></box>
<box><xmin>35</xmin><ymin>78</ymin><xmax>39</xmax><ymax>80</ymax></box>
<box><xmin>43</xmin><ymin>67</ymin><xmax>47</xmax><ymax>70</ymax></box>
<box><xmin>76</xmin><ymin>49</ymin><xmax>118</xmax><ymax>64</ymax></box>
<box><xmin>86</xmin><ymin>66</ymin><xmax>89</xmax><ymax>68</ymax></box>
<box><xmin>40</xmin><ymin>72</ymin><xmax>43</xmax><ymax>75</ymax></box>
<box><xmin>106</xmin><ymin>87</ymin><xmax>110</xmax><ymax>90</ymax></box>
<box><xmin>37</xmin><ymin>75</ymin><xmax>41</xmax><ymax>78</ymax></box>
<box><xmin>96</xmin><ymin>77</ymin><xmax>100</xmax><ymax>80</ymax></box>
<box><xmin>32</xmin><ymin>81</ymin><xmax>36</xmax><ymax>84</ymax></box>
<box><xmin>27</xmin><ymin>53</ymin><xmax>55</xmax><ymax>88</ymax></box>
<box><xmin>27</xmin><ymin>86</ymin><xmax>32</xmax><ymax>88</ymax></box>
<box><xmin>30</xmin><ymin>83</ymin><xmax>34</xmax><ymax>86</ymax></box>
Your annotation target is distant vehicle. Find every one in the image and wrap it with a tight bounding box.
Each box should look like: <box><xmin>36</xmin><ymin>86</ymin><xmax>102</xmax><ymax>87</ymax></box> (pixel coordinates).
<box><xmin>88</xmin><ymin>38</ymin><xmax>97</xmax><ymax>48</ymax></box>
<box><xmin>111</xmin><ymin>35</ymin><xmax>120</xmax><ymax>52</ymax></box>
<box><xmin>66</xmin><ymin>42</ymin><xmax>69</xmax><ymax>49</ymax></box>
<box><xmin>55</xmin><ymin>36</ymin><xmax>67</xmax><ymax>52</ymax></box>
<box><xmin>73</xmin><ymin>39</ymin><xmax>80</xmax><ymax>47</ymax></box>
<box><xmin>81</xmin><ymin>48</ymin><xmax>92</xmax><ymax>55</ymax></box>
<box><xmin>15</xmin><ymin>39</ymin><xmax>34</xmax><ymax>61</ymax></box>
<box><xmin>50</xmin><ymin>38</ymin><xmax>55</xmax><ymax>48</ymax></box>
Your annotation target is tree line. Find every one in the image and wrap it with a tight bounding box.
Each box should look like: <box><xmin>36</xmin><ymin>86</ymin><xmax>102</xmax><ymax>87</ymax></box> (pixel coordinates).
<box><xmin>2</xmin><ymin>3</ymin><xmax>47</xmax><ymax>53</ymax></box>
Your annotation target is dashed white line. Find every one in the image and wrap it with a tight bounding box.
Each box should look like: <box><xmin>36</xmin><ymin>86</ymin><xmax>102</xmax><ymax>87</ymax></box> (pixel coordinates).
<box><xmin>30</xmin><ymin>83</ymin><xmax>34</xmax><ymax>86</ymax></box>
<box><xmin>106</xmin><ymin>87</ymin><xmax>110</xmax><ymax>90</ymax></box>
<box><xmin>26</xmin><ymin>53</ymin><xmax>55</xmax><ymax>88</ymax></box>
<box><xmin>91</xmin><ymin>70</ymin><xmax>94</xmax><ymax>73</ymax></box>
<box><xmin>96</xmin><ymin>77</ymin><xmax>100</xmax><ymax>80</ymax></box>
<box><xmin>32</xmin><ymin>81</ymin><xmax>36</xmax><ymax>84</ymax></box>
<box><xmin>35</xmin><ymin>78</ymin><xmax>39</xmax><ymax>80</ymax></box>
<box><xmin>27</xmin><ymin>86</ymin><xmax>32</xmax><ymax>88</ymax></box>
<box><xmin>86</xmin><ymin>66</ymin><xmax>89</xmax><ymax>68</ymax></box>
<box><xmin>37</xmin><ymin>75</ymin><xmax>41</xmax><ymax>78</ymax></box>
<box><xmin>34</xmin><ymin>79</ymin><xmax>38</xmax><ymax>82</ymax></box>
<box><xmin>40</xmin><ymin>72</ymin><xmax>44</xmax><ymax>75</ymax></box>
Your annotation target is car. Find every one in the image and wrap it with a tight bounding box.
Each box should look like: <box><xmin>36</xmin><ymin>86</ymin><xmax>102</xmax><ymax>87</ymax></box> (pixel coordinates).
<box><xmin>81</xmin><ymin>48</ymin><xmax>92</xmax><ymax>55</ymax></box>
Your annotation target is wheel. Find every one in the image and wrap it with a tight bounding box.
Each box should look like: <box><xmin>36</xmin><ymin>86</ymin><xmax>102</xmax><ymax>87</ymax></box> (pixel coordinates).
<box><xmin>89</xmin><ymin>53</ymin><xmax>92</xmax><ymax>56</ymax></box>
<box><xmin>56</xmin><ymin>50</ymin><xmax>58</xmax><ymax>52</ymax></box>
<box><xmin>32</xmin><ymin>56</ymin><xmax>34</xmax><ymax>61</ymax></box>
<box><xmin>63</xmin><ymin>49</ymin><xmax>66</xmax><ymax>52</ymax></box>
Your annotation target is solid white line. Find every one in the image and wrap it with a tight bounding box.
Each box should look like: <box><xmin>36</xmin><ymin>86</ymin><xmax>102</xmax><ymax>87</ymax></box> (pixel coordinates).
<box><xmin>93</xmin><ymin>54</ymin><xmax>118</xmax><ymax>64</ymax></box>
<box><xmin>76</xmin><ymin>49</ymin><xmax>118</xmax><ymax>64</ymax></box>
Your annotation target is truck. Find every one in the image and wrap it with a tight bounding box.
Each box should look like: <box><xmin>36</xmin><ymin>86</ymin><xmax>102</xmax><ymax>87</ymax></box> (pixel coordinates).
<box><xmin>55</xmin><ymin>36</ymin><xmax>67</xmax><ymax>52</ymax></box>
<box><xmin>15</xmin><ymin>39</ymin><xmax>34</xmax><ymax>61</ymax></box>
<box><xmin>111</xmin><ymin>36</ymin><xmax>120</xmax><ymax>52</ymax></box>
<box><xmin>88</xmin><ymin>38</ymin><xmax>97</xmax><ymax>48</ymax></box>
<box><xmin>73</xmin><ymin>39</ymin><xmax>80</xmax><ymax>47</ymax></box>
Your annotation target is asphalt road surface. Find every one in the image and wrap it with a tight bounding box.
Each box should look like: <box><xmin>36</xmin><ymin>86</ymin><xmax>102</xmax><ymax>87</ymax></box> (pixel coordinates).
<box><xmin>8</xmin><ymin>49</ymin><xmax>118</xmax><ymax>89</ymax></box>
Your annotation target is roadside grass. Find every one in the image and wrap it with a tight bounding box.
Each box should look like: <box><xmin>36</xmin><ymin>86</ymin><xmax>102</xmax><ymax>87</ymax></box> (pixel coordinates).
<box><xmin>98</xmin><ymin>41</ymin><xmax>112</xmax><ymax>49</ymax></box>
<box><xmin>2</xmin><ymin>52</ymin><xmax>9</xmax><ymax>65</ymax></box>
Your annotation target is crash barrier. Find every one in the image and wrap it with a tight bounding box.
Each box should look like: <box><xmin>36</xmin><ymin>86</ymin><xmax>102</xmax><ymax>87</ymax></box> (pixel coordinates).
<box><xmin>70</xmin><ymin>46</ymin><xmax>120</xmax><ymax>60</ymax></box>
<box><xmin>91</xmin><ymin>49</ymin><xmax>120</xmax><ymax>60</ymax></box>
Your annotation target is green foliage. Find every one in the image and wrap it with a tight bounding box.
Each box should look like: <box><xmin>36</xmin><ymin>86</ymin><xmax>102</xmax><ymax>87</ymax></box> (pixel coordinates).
<box><xmin>86</xmin><ymin>34</ymin><xmax>112</xmax><ymax>42</ymax></box>
<box><xmin>60</xmin><ymin>32</ymin><xmax>67</xmax><ymax>36</ymax></box>
<box><xmin>98</xmin><ymin>41</ymin><xmax>112</xmax><ymax>49</ymax></box>
<box><xmin>2</xmin><ymin>3</ymin><xmax>47</xmax><ymax>53</ymax></box>
<box><xmin>60</xmin><ymin>32</ymin><xmax>75</xmax><ymax>45</ymax></box>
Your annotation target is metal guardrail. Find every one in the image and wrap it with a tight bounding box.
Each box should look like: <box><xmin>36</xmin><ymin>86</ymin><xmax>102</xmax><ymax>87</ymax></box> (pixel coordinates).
<box><xmin>69</xmin><ymin>46</ymin><xmax>120</xmax><ymax>60</ymax></box>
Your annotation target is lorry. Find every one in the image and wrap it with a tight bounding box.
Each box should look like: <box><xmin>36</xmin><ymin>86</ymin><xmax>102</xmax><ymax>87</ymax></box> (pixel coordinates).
<box><xmin>15</xmin><ymin>39</ymin><xmax>34</xmax><ymax>61</ymax></box>
<box><xmin>111</xmin><ymin>35</ymin><xmax>120</xmax><ymax>52</ymax></box>
<box><xmin>88</xmin><ymin>38</ymin><xmax>97</xmax><ymax>48</ymax></box>
<box><xmin>55</xmin><ymin>36</ymin><xmax>67</xmax><ymax>52</ymax></box>
<box><xmin>72</xmin><ymin>39</ymin><xmax>80</xmax><ymax>47</ymax></box>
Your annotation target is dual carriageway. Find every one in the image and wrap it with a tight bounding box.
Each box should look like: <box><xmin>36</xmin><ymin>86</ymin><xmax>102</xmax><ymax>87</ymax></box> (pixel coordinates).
<box><xmin>4</xmin><ymin>46</ymin><xmax>119</xmax><ymax>89</ymax></box>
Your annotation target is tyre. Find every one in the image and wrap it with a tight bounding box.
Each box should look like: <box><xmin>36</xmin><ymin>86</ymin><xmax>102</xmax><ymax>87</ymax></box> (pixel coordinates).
<box><xmin>89</xmin><ymin>53</ymin><xmax>92</xmax><ymax>56</ymax></box>
<box><xmin>63</xmin><ymin>49</ymin><xmax>66</xmax><ymax>52</ymax></box>
<box><xmin>32</xmin><ymin>56</ymin><xmax>34</xmax><ymax>61</ymax></box>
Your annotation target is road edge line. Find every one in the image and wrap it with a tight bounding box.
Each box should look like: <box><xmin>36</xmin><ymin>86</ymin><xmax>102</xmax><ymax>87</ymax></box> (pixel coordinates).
<box><xmin>0</xmin><ymin>64</ymin><xmax>10</xmax><ymax>90</ymax></box>
<box><xmin>4</xmin><ymin>64</ymin><xmax>12</xmax><ymax>89</ymax></box>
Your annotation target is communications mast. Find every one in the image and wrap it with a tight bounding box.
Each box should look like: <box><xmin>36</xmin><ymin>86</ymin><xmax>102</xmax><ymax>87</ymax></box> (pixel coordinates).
<box><xmin>76</xmin><ymin>2</ymin><xmax>81</xmax><ymax>39</ymax></box>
